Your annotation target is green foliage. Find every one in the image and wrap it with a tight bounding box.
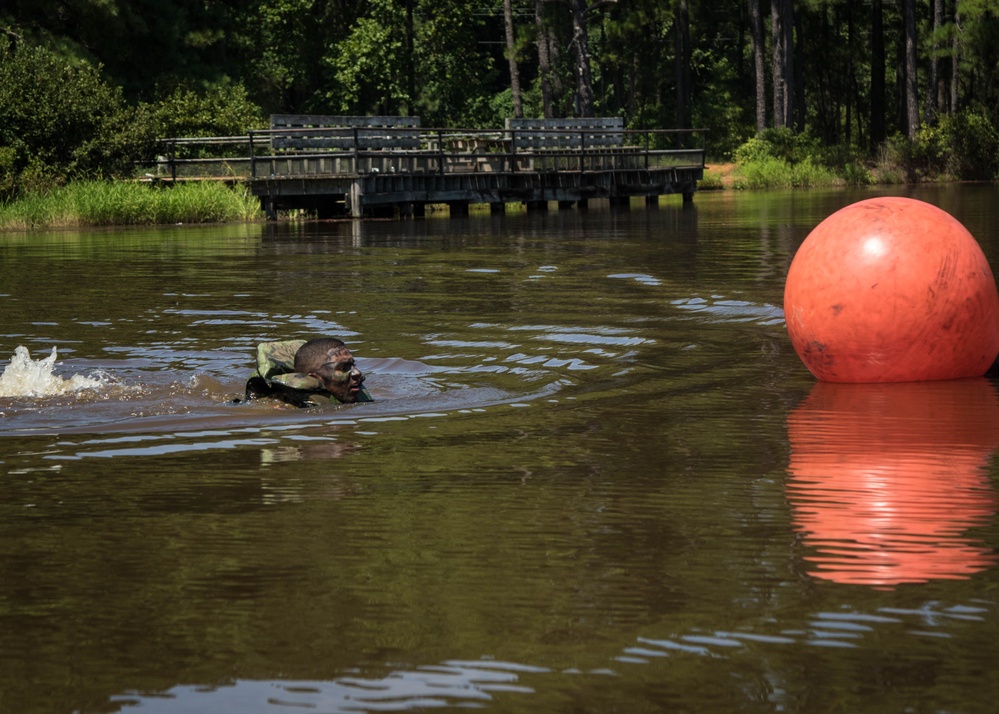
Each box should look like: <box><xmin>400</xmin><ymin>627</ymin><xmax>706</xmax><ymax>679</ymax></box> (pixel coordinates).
<box><xmin>732</xmin><ymin>156</ymin><xmax>839</xmax><ymax>190</ymax></box>
<box><xmin>4</xmin><ymin>0</ymin><xmax>999</xmax><ymax>198</ymax></box>
<box><xmin>841</xmin><ymin>161</ymin><xmax>875</xmax><ymax>186</ymax></box>
<box><xmin>880</xmin><ymin>110</ymin><xmax>999</xmax><ymax>182</ymax></box>
<box><xmin>0</xmin><ymin>37</ymin><xmax>151</xmax><ymax>198</ymax></box>
<box><xmin>938</xmin><ymin>110</ymin><xmax>999</xmax><ymax>180</ymax></box>
<box><xmin>323</xmin><ymin>0</ymin><xmax>408</xmax><ymax>114</ymax></box>
<box><xmin>151</xmin><ymin>83</ymin><xmax>266</xmax><ymax>139</ymax></box>
<box><xmin>413</xmin><ymin>0</ymin><xmax>497</xmax><ymax>127</ymax></box>
<box><xmin>733</xmin><ymin>128</ymin><xmax>823</xmax><ymax>165</ymax></box>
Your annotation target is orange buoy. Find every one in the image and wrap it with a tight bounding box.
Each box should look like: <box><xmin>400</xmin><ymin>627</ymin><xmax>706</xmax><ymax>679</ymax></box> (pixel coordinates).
<box><xmin>784</xmin><ymin>196</ymin><xmax>999</xmax><ymax>382</ymax></box>
<box><xmin>787</xmin><ymin>379</ymin><xmax>999</xmax><ymax>588</ymax></box>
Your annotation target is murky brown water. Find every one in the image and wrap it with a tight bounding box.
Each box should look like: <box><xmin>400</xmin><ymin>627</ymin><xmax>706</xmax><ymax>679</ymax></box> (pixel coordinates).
<box><xmin>3</xmin><ymin>185</ymin><xmax>999</xmax><ymax>713</ymax></box>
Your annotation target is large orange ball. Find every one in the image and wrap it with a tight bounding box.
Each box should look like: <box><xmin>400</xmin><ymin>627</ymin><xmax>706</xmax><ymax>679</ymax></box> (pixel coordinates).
<box><xmin>784</xmin><ymin>197</ymin><xmax>999</xmax><ymax>382</ymax></box>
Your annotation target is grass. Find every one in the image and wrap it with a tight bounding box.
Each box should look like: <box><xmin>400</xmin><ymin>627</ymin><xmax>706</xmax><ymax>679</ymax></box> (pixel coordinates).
<box><xmin>698</xmin><ymin>167</ymin><xmax>726</xmax><ymax>190</ymax></box>
<box><xmin>0</xmin><ymin>180</ymin><xmax>263</xmax><ymax>230</ymax></box>
<box><xmin>731</xmin><ymin>157</ymin><xmax>842</xmax><ymax>190</ymax></box>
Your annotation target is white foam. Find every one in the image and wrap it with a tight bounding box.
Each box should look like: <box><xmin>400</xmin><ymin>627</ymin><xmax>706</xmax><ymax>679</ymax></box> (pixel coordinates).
<box><xmin>0</xmin><ymin>346</ymin><xmax>104</xmax><ymax>397</ymax></box>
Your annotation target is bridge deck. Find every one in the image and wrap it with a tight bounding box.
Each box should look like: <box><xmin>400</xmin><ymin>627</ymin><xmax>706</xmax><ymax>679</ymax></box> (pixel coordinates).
<box><xmin>155</xmin><ymin>122</ymin><xmax>706</xmax><ymax>219</ymax></box>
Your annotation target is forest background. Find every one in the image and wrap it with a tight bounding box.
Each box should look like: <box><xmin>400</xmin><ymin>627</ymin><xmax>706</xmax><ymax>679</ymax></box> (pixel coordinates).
<box><xmin>1</xmin><ymin>0</ymin><xmax>998</xmax><ymax>203</ymax></box>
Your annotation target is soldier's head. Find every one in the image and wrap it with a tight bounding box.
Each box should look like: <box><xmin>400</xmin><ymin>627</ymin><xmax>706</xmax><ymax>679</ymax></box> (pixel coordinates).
<box><xmin>294</xmin><ymin>337</ymin><xmax>365</xmax><ymax>403</ymax></box>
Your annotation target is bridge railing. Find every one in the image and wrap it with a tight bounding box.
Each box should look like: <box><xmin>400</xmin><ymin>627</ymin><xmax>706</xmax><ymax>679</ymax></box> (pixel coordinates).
<box><xmin>149</xmin><ymin>127</ymin><xmax>706</xmax><ymax>182</ymax></box>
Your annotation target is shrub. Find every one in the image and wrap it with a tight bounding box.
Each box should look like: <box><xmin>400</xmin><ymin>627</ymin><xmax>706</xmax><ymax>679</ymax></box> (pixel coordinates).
<box><xmin>842</xmin><ymin>161</ymin><xmax>874</xmax><ymax>186</ymax></box>
<box><xmin>940</xmin><ymin>110</ymin><xmax>999</xmax><ymax>180</ymax></box>
<box><xmin>733</xmin><ymin>128</ymin><xmax>823</xmax><ymax>165</ymax></box>
<box><xmin>150</xmin><ymin>82</ymin><xmax>266</xmax><ymax>140</ymax></box>
<box><xmin>0</xmin><ymin>37</ymin><xmax>154</xmax><ymax>199</ymax></box>
<box><xmin>878</xmin><ymin>110</ymin><xmax>999</xmax><ymax>182</ymax></box>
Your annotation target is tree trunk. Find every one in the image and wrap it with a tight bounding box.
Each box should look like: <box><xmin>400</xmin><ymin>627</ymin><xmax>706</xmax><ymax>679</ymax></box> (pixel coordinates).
<box><xmin>748</xmin><ymin>0</ymin><xmax>766</xmax><ymax>135</ymax></box>
<box><xmin>674</xmin><ymin>0</ymin><xmax>691</xmax><ymax>131</ymax></box>
<box><xmin>870</xmin><ymin>0</ymin><xmax>886</xmax><ymax>149</ymax></box>
<box><xmin>793</xmin><ymin>3</ymin><xmax>804</xmax><ymax>131</ymax></box>
<box><xmin>770</xmin><ymin>0</ymin><xmax>793</xmax><ymax>130</ymax></box>
<box><xmin>504</xmin><ymin>0</ymin><xmax>523</xmax><ymax>118</ymax></box>
<box><xmin>569</xmin><ymin>0</ymin><xmax>595</xmax><ymax>117</ymax></box>
<box><xmin>535</xmin><ymin>0</ymin><xmax>555</xmax><ymax>118</ymax></box>
<box><xmin>846</xmin><ymin>1</ymin><xmax>854</xmax><ymax>146</ymax></box>
<box><xmin>951</xmin><ymin>0</ymin><xmax>960</xmax><ymax>114</ymax></box>
<box><xmin>926</xmin><ymin>0</ymin><xmax>941</xmax><ymax>124</ymax></box>
<box><xmin>405</xmin><ymin>0</ymin><xmax>415</xmax><ymax>114</ymax></box>
<box><xmin>903</xmin><ymin>0</ymin><xmax>920</xmax><ymax>138</ymax></box>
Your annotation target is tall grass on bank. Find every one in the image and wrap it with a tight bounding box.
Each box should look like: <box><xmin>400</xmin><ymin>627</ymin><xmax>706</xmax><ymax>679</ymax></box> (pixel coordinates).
<box><xmin>732</xmin><ymin>157</ymin><xmax>841</xmax><ymax>190</ymax></box>
<box><xmin>0</xmin><ymin>180</ymin><xmax>263</xmax><ymax>230</ymax></box>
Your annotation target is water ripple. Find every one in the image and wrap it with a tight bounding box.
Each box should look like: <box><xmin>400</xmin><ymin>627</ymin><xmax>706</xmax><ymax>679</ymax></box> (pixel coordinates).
<box><xmin>110</xmin><ymin>659</ymin><xmax>551</xmax><ymax>713</ymax></box>
<box><xmin>620</xmin><ymin>600</ymin><xmax>994</xmax><ymax>664</ymax></box>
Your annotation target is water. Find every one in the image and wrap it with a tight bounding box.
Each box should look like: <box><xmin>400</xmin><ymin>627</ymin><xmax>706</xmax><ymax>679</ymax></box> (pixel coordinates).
<box><xmin>2</xmin><ymin>186</ymin><xmax>999</xmax><ymax>714</ymax></box>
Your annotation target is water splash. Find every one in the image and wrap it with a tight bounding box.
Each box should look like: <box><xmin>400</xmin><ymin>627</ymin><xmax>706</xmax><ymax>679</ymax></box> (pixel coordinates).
<box><xmin>0</xmin><ymin>346</ymin><xmax>104</xmax><ymax>397</ymax></box>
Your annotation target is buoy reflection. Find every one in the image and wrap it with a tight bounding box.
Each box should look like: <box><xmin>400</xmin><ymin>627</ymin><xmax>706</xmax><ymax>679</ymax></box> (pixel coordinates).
<box><xmin>787</xmin><ymin>379</ymin><xmax>999</xmax><ymax>588</ymax></box>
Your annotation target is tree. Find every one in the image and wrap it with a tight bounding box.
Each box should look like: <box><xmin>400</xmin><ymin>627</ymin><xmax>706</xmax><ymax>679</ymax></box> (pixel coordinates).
<box><xmin>674</xmin><ymin>0</ymin><xmax>691</xmax><ymax>131</ymax></box>
<box><xmin>770</xmin><ymin>0</ymin><xmax>794</xmax><ymax>130</ymax></box>
<box><xmin>748</xmin><ymin>0</ymin><xmax>766</xmax><ymax>135</ymax></box>
<box><xmin>504</xmin><ymin>0</ymin><xmax>524</xmax><ymax>118</ymax></box>
<box><xmin>903</xmin><ymin>0</ymin><xmax>920</xmax><ymax>137</ymax></box>
<box><xmin>568</xmin><ymin>0</ymin><xmax>596</xmax><ymax>116</ymax></box>
<box><xmin>926</xmin><ymin>0</ymin><xmax>942</xmax><ymax>124</ymax></box>
<box><xmin>324</xmin><ymin>1</ymin><xmax>408</xmax><ymax>114</ymax></box>
<box><xmin>870</xmin><ymin>0</ymin><xmax>886</xmax><ymax>149</ymax></box>
<box><xmin>534</xmin><ymin>0</ymin><xmax>556</xmax><ymax>117</ymax></box>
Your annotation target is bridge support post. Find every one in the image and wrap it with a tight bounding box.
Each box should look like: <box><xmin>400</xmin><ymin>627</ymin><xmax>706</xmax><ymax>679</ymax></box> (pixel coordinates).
<box><xmin>683</xmin><ymin>190</ymin><xmax>694</xmax><ymax>204</ymax></box>
<box><xmin>490</xmin><ymin>202</ymin><xmax>506</xmax><ymax>215</ymax></box>
<box><xmin>350</xmin><ymin>180</ymin><xmax>364</xmax><ymax>217</ymax></box>
<box><xmin>261</xmin><ymin>196</ymin><xmax>278</xmax><ymax>221</ymax></box>
<box><xmin>526</xmin><ymin>200</ymin><xmax>548</xmax><ymax>212</ymax></box>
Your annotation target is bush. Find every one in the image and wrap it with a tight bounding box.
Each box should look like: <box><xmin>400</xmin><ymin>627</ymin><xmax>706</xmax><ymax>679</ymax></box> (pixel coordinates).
<box><xmin>0</xmin><ymin>38</ymin><xmax>266</xmax><ymax>200</ymax></box>
<box><xmin>733</xmin><ymin>155</ymin><xmax>838</xmax><ymax>189</ymax></box>
<box><xmin>940</xmin><ymin>110</ymin><xmax>999</xmax><ymax>180</ymax></box>
<box><xmin>841</xmin><ymin>161</ymin><xmax>874</xmax><ymax>186</ymax></box>
<box><xmin>0</xmin><ymin>37</ymin><xmax>153</xmax><ymax>199</ymax></box>
<box><xmin>878</xmin><ymin>110</ymin><xmax>999</xmax><ymax>182</ymax></box>
<box><xmin>733</xmin><ymin>128</ymin><xmax>823</xmax><ymax>165</ymax></box>
<box><xmin>150</xmin><ymin>82</ymin><xmax>266</xmax><ymax>140</ymax></box>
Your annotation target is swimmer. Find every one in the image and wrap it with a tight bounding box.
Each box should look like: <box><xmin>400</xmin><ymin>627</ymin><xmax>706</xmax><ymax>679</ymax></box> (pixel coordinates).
<box><xmin>245</xmin><ymin>337</ymin><xmax>373</xmax><ymax>408</ymax></box>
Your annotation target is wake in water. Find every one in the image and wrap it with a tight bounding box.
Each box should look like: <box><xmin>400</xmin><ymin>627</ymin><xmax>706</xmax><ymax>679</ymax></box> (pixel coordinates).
<box><xmin>0</xmin><ymin>346</ymin><xmax>106</xmax><ymax>397</ymax></box>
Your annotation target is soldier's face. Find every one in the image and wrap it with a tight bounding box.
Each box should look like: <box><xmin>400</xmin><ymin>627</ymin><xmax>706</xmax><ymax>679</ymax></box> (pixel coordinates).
<box><xmin>313</xmin><ymin>348</ymin><xmax>365</xmax><ymax>403</ymax></box>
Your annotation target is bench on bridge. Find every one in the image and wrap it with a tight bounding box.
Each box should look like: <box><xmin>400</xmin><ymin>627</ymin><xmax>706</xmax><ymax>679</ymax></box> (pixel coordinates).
<box><xmin>269</xmin><ymin>115</ymin><xmax>422</xmax><ymax>152</ymax></box>
<box><xmin>504</xmin><ymin>117</ymin><xmax>625</xmax><ymax>150</ymax></box>
<box><xmin>504</xmin><ymin>117</ymin><xmax>631</xmax><ymax>171</ymax></box>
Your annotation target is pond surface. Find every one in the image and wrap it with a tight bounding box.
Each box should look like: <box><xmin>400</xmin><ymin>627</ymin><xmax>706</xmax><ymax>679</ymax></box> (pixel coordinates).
<box><xmin>2</xmin><ymin>185</ymin><xmax>999</xmax><ymax>714</ymax></box>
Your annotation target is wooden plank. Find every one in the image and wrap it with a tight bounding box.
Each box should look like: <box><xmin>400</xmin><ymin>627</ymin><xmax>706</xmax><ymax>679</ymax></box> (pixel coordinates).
<box><xmin>271</xmin><ymin>115</ymin><xmax>420</xmax><ymax>129</ymax></box>
<box><xmin>505</xmin><ymin>117</ymin><xmax>625</xmax><ymax>150</ymax></box>
<box><xmin>270</xmin><ymin>115</ymin><xmax>422</xmax><ymax>151</ymax></box>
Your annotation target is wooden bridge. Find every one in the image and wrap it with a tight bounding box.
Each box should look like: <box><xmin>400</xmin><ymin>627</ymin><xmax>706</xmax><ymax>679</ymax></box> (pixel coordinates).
<box><xmin>156</xmin><ymin>116</ymin><xmax>706</xmax><ymax>219</ymax></box>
